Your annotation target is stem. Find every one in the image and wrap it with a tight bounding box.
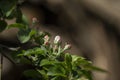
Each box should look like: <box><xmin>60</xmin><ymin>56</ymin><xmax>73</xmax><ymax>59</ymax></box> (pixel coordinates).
<box><xmin>69</xmin><ymin>73</ymin><xmax>72</xmax><ymax>80</ymax></box>
<box><xmin>0</xmin><ymin>53</ymin><xmax>3</xmax><ymax>80</ymax></box>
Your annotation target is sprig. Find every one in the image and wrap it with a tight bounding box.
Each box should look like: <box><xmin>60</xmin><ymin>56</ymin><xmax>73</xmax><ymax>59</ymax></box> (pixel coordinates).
<box><xmin>0</xmin><ymin>1</ymin><xmax>106</xmax><ymax>80</ymax></box>
<box><xmin>10</xmin><ymin>18</ymin><xmax>106</xmax><ymax>80</ymax></box>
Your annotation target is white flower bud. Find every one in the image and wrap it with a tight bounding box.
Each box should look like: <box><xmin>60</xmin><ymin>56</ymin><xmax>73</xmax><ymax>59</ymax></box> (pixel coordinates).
<box><xmin>54</xmin><ymin>35</ymin><xmax>61</xmax><ymax>44</ymax></box>
<box><xmin>44</xmin><ymin>35</ymin><xmax>50</xmax><ymax>42</ymax></box>
<box><xmin>64</xmin><ymin>44</ymin><xmax>71</xmax><ymax>50</ymax></box>
<box><xmin>32</xmin><ymin>17</ymin><xmax>38</xmax><ymax>24</ymax></box>
<box><xmin>44</xmin><ymin>35</ymin><xmax>50</xmax><ymax>45</ymax></box>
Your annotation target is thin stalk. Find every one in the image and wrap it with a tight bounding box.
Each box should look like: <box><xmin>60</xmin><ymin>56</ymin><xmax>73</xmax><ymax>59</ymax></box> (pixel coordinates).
<box><xmin>0</xmin><ymin>53</ymin><xmax>3</xmax><ymax>80</ymax></box>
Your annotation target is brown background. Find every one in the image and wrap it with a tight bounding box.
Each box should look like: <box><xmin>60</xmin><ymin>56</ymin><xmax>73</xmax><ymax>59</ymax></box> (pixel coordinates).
<box><xmin>0</xmin><ymin>0</ymin><xmax>120</xmax><ymax>80</ymax></box>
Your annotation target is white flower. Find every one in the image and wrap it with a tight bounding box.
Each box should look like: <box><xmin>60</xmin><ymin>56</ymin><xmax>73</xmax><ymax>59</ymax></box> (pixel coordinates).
<box><xmin>32</xmin><ymin>17</ymin><xmax>38</xmax><ymax>24</ymax></box>
<box><xmin>44</xmin><ymin>35</ymin><xmax>50</xmax><ymax>42</ymax></box>
<box><xmin>64</xmin><ymin>44</ymin><xmax>71</xmax><ymax>50</ymax></box>
<box><xmin>54</xmin><ymin>35</ymin><xmax>61</xmax><ymax>44</ymax></box>
<box><xmin>44</xmin><ymin>35</ymin><xmax>50</xmax><ymax>45</ymax></box>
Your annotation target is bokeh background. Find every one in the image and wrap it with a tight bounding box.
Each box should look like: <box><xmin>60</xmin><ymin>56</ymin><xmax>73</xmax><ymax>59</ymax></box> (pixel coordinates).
<box><xmin>0</xmin><ymin>0</ymin><xmax>120</xmax><ymax>80</ymax></box>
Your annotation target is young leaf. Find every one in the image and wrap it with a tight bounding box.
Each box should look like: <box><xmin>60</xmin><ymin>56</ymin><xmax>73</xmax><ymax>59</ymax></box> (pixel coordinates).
<box><xmin>65</xmin><ymin>53</ymin><xmax>72</xmax><ymax>71</ymax></box>
<box><xmin>37</xmin><ymin>70</ymin><xmax>48</xmax><ymax>80</ymax></box>
<box><xmin>5</xmin><ymin>8</ymin><xmax>16</xmax><ymax>19</ymax></box>
<box><xmin>47</xmin><ymin>65</ymin><xmax>66</xmax><ymax>77</ymax></box>
<box><xmin>40</xmin><ymin>59</ymin><xmax>56</xmax><ymax>66</ymax></box>
<box><xmin>81</xmin><ymin>70</ymin><xmax>93</xmax><ymax>80</ymax></box>
<box><xmin>72</xmin><ymin>55</ymin><xmax>92</xmax><ymax>67</ymax></box>
<box><xmin>7</xmin><ymin>23</ymin><xmax>26</xmax><ymax>29</ymax></box>
<box><xmin>65</xmin><ymin>53</ymin><xmax>72</xmax><ymax>63</ymax></box>
<box><xmin>24</xmin><ymin>48</ymin><xmax>45</xmax><ymax>56</ymax></box>
<box><xmin>5</xmin><ymin>5</ymin><xmax>15</xmax><ymax>17</ymax></box>
<box><xmin>22</xmin><ymin>14</ymin><xmax>29</xmax><ymax>26</ymax></box>
<box><xmin>17</xmin><ymin>28</ymin><xmax>36</xmax><ymax>43</ymax></box>
<box><xmin>84</xmin><ymin>65</ymin><xmax>108</xmax><ymax>72</ymax></box>
<box><xmin>19</xmin><ymin>57</ymin><xmax>32</xmax><ymax>64</ymax></box>
<box><xmin>0</xmin><ymin>0</ymin><xmax>17</xmax><ymax>17</ymax></box>
<box><xmin>51</xmin><ymin>76</ymin><xmax>66</xmax><ymax>80</ymax></box>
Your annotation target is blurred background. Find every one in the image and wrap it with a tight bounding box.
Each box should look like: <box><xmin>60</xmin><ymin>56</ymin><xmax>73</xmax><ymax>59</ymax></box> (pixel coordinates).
<box><xmin>1</xmin><ymin>0</ymin><xmax>120</xmax><ymax>80</ymax></box>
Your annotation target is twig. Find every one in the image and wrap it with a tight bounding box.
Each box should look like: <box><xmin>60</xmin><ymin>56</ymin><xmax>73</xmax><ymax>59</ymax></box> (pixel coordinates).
<box><xmin>0</xmin><ymin>53</ymin><xmax>3</xmax><ymax>80</ymax></box>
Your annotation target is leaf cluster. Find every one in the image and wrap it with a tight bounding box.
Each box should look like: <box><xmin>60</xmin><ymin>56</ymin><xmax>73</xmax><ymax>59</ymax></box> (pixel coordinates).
<box><xmin>0</xmin><ymin>0</ymin><xmax>28</xmax><ymax>32</ymax></box>
<box><xmin>11</xmin><ymin>27</ymin><xmax>106</xmax><ymax>80</ymax></box>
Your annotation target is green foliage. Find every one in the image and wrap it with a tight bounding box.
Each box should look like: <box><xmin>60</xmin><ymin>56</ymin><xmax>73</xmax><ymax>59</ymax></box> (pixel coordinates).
<box><xmin>0</xmin><ymin>20</ymin><xmax>7</xmax><ymax>32</ymax></box>
<box><xmin>11</xmin><ymin>30</ymin><xmax>106</xmax><ymax>80</ymax></box>
<box><xmin>0</xmin><ymin>0</ymin><xmax>17</xmax><ymax>17</ymax></box>
<box><xmin>17</xmin><ymin>28</ymin><xmax>36</xmax><ymax>43</ymax></box>
<box><xmin>0</xmin><ymin>1</ymin><xmax>106</xmax><ymax>80</ymax></box>
<box><xmin>7</xmin><ymin>23</ymin><xmax>26</xmax><ymax>29</ymax></box>
<box><xmin>0</xmin><ymin>0</ymin><xmax>28</xmax><ymax>32</ymax></box>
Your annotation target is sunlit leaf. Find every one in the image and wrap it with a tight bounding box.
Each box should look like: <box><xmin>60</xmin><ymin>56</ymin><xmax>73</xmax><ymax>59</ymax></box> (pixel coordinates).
<box><xmin>7</xmin><ymin>23</ymin><xmax>26</xmax><ymax>29</ymax></box>
<box><xmin>24</xmin><ymin>48</ymin><xmax>45</xmax><ymax>56</ymax></box>
<box><xmin>17</xmin><ymin>28</ymin><xmax>36</xmax><ymax>43</ymax></box>
<box><xmin>85</xmin><ymin>65</ymin><xmax>108</xmax><ymax>72</ymax></box>
<box><xmin>0</xmin><ymin>0</ymin><xmax>17</xmax><ymax>17</ymax></box>
<box><xmin>40</xmin><ymin>59</ymin><xmax>56</xmax><ymax>66</ymax></box>
<box><xmin>47</xmin><ymin>65</ymin><xmax>66</xmax><ymax>77</ymax></box>
<box><xmin>37</xmin><ymin>70</ymin><xmax>48</xmax><ymax>80</ymax></box>
<box><xmin>22</xmin><ymin>14</ymin><xmax>29</xmax><ymax>25</ymax></box>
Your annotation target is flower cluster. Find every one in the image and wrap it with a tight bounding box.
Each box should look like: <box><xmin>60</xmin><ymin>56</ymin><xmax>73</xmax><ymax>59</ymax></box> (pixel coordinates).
<box><xmin>43</xmin><ymin>35</ymin><xmax>71</xmax><ymax>54</ymax></box>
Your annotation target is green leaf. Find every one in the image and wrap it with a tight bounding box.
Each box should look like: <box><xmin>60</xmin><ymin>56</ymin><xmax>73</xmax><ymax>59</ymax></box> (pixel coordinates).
<box><xmin>24</xmin><ymin>48</ymin><xmax>45</xmax><ymax>56</ymax></box>
<box><xmin>17</xmin><ymin>28</ymin><xmax>36</xmax><ymax>43</ymax></box>
<box><xmin>47</xmin><ymin>65</ymin><xmax>66</xmax><ymax>77</ymax></box>
<box><xmin>0</xmin><ymin>0</ymin><xmax>17</xmax><ymax>17</ymax></box>
<box><xmin>65</xmin><ymin>53</ymin><xmax>72</xmax><ymax>71</ymax></box>
<box><xmin>65</xmin><ymin>53</ymin><xmax>72</xmax><ymax>62</ymax></box>
<box><xmin>85</xmin><ymin>66</ymin><xmax>107</xmax><ymax>72</ymax></box>
<box><xmin>23</xmin><ymin>69</ymin><xmax>41</xmax><ymax>79</ymax></box>
<box><xmin>11</xmin><ymin>51</ymin><xmax>31</xmax><ymax>64</ymax></box>
<box><xmin>41</xmin><ymin>61</ymin><xmax>66</xmax><ymax>77</ymax></box>
<box><xmin>16</xmin><ymin>7</ymin><xmax>22</xmax><ymax>22</ymax></box>
<box><xmin>16</xmin><ymin>7</ymin><xmax>29</xmax><ymax>26</ymax></box>
<box><xmin>22</xmin><ymin>14</ymin><xmax>29</xmax><ymax>25</ymax></box>
<box><xmin>51</xmin><ymin>77</ymin><xmax>58</xmax><ymax>80</ymax></box>
<box><xmin>51</xmin><ymin>76</ymin><xmax>66</xmax><ymax>80</ymax></box>
<box><xmin>40</xmin><ymin>59</ymin><xmax>56</xmax><ymax>66</ymax></box>
<box><xmin>81</xmin><ymin>70</ymin><xmax>93</xmax><ymax>80</ymax></box>
<box><xmin>6</xmin><ymin>6</ymin><xmax>15</xmax><ymax>17</ymax></box>
<box><xmin>72</xmin><ymin>55</ymin><xmax>92</xmax><ymax>67</ymax></box>
<box><xmin>72</xmin><ymin>55</ymin><xmax>84</xmax><ymax>62</ymax></box>
<box><xmin>20</xmin><ymin>57</ymin><xmax>32</xmax><ymax>64</ymax></box>
<box><xmin>34</xmin><ymin>35</ymin><xmax>44</xmax><ymax>45</ymax></box>
<box><xmin>17</xmin><ymin>28</ymin><xmax>31</xmax><ymax>43</ymax></box>
<box><xmin>0</xmin><ymin>20</ymin><xmax>7</xmax><ymax>32</ymax></box>
<box><xmin>7</xmin><ymin>23</ymin><xmax>26</xmax><ymax>29</ymax></box>
<box><xmin>37</xmin><ymin>70</ymin><xmax>48</xmax><ymax>80</ymax></box>
<box><xmin>5</xmin><ymin>8</ymin><xmax>16</xmax><ymax>19</ymax></box>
